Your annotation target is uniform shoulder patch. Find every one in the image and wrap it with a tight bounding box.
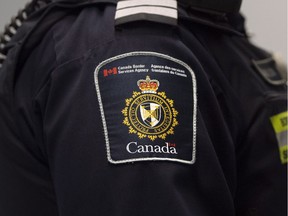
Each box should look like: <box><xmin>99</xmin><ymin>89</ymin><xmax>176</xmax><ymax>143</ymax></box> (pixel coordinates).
<box><xmin>94</xmin><ymin>52</ymin><xmax>197</xmax><ymax>165</ymax></box>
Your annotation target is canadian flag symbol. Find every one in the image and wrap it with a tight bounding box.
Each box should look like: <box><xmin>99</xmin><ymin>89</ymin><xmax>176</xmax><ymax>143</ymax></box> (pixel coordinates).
<box><xmin>103</xmin><ymin>67</ymin><xmax>118</xmax><ymax>77</ymax></box>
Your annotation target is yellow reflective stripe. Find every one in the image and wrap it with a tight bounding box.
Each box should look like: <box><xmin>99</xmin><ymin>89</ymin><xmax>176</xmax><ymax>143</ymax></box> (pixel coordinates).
<box><xmin>279</xmin><ymin>145</ymin><xmax>288</xmax><ymax>164</ymax></box>
<box><xmin>270</xmin><ymin>111</ymin><xmax>288</xmax><ymax>134</ymax></box>
<box><xmin>270</xmin><ymin>111</ymin><xmax>288</xmax><ymax>164</ymax></box>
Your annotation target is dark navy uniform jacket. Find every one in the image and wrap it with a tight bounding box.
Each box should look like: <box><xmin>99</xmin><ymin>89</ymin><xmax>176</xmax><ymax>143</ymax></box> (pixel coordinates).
<box><xmin>0</xmin><ymin>0</ymin><xmax>287</xmax><ymax>215</ymax></box>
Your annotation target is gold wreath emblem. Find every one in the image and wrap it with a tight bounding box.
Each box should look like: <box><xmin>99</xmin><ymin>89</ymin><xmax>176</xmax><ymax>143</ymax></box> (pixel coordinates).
<box><xmin>122</xmin><ymin>76</ymin><xmax>178</xmax><ymax>141</ymax></box>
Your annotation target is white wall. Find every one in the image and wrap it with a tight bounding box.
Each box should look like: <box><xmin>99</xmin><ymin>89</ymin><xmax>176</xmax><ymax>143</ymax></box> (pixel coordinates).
<box><xmin>241</xmin><ymin>0</ymin><xmax>287</xmax><ymax>65</ymax></box>
<box><xmin>0</xmin><ymin>0</ymin><xmax>287</xmax><ymax>63</ymax></box>
<box><xmin>0</xmin><ymin>0</ymin><xmax>28</xmax><ymax>30</ymax></box>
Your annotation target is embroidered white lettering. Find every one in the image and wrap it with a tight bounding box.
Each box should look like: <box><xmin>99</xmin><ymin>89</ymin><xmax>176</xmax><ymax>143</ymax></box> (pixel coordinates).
<box><xmin>126</xmin><ymin>142</ymin><xmax>178</xmax><ymax>154</ymax></box>
<box><xmin>126</xmin><ymin>142</ymin><xmax>137</xmax><ymax>154</ymax></box>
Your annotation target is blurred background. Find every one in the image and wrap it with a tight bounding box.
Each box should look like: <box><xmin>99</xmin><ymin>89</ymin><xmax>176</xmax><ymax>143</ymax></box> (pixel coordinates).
<box><xmin>241</xmin><ymin>0</ymin><xmax>287</xmax><ymax>65</ymax></box>
<box><xmin>0</xmin><ymin>0</ymin><xmax>287</xmax><ymax>64</ymax></box>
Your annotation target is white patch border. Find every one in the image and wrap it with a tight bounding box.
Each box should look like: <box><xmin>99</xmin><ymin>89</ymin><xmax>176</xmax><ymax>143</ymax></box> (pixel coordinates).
<box><xmin>94</xmin><ymin>51</ymin><xmax>197</xmax><ymax>165</ymax></box>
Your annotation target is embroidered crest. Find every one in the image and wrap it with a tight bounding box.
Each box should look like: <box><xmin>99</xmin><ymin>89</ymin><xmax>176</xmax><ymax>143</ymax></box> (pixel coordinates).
<box><xmin>122</xmin><ymin>76</ymin><xmax>178</xmax><ymax>141</ymax></box>
<box><xmin>94</xmin><ymin>51</ymin><xmax>197</xmax><ymax>165</ymax></box>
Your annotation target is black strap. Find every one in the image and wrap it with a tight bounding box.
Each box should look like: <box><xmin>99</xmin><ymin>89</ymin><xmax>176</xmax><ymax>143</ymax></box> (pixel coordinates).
<box><xmin>179</xmin><ymin>0</ymin><xmax>242</xmax><ymax>13</ymax></box>
<box><xmin>51</xmin><ymin>0</ymin><xmax>242</xmax><ymax>13</ymax></box>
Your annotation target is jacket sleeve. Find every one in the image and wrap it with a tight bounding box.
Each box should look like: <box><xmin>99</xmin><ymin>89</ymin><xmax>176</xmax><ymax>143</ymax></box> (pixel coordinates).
<box><xmin>194</xmin><ymin>29</ymin><xmax>287</xmax><ymax>215</ymax></box>
<box><xmin>229</xmin><ymin>39</ymin><xmax>287</xmax><ymax>216</ymax></box>
<box><xmin>0</xmin><ymin>28</ymin><xmax>59</xmax><ymax>216</ymax></box>
<box><xmin>235</xmin><ymin>90</ymin><xmax>287</xmax><ymax>216</ymax></box>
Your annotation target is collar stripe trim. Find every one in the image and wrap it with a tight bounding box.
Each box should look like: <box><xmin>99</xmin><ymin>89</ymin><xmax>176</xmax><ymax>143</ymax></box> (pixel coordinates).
<box><xmin>115</xmin><ymin>0</ymin><xmax>178</xmax><ymax>26</ymax></box>
<box><xmin>115</xmin><ymin>6</ymin><xmax>177</xmax><ymax>20</ymax></box>
<box><xmin>117</xmin><ymin>0</ymin><xmax>177</xmax><ymax>10</ymax></box>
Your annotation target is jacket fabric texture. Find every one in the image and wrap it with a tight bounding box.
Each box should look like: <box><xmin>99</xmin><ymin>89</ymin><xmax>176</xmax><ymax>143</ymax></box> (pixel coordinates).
<box><xmin>0</xmin><ymin>0</ymin><xmax>286</xmax><ymax>216</ymax></box>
